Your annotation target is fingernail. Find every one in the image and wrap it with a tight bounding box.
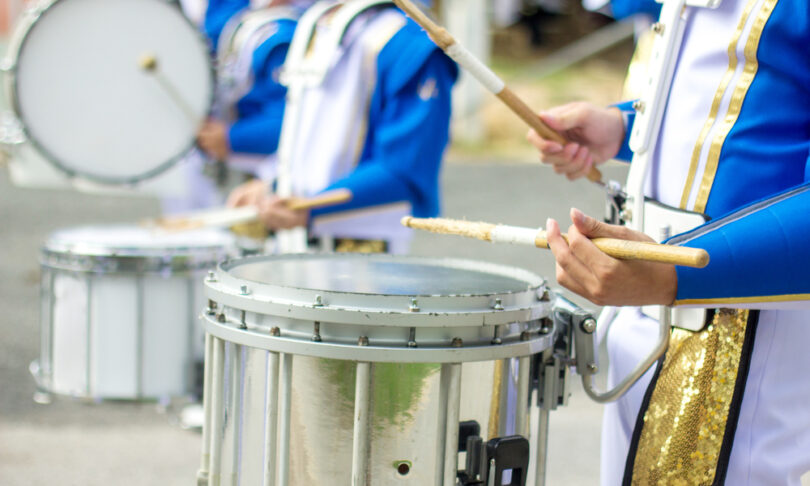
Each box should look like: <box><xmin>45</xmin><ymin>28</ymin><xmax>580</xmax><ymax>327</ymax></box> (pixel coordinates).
<box><xmin>571</xmin><ymin>208</ymin><xmax>584</xmax><ymax>223</ymax></box>
<box><xmin>546</xmin><ymin>218</ymin><xmax>555</xmax><ymax>231</ymax></box>
<box><xmin>547</xmin><ymin>142</ymin><xmax>563</xmax><ymax>153</ymax></box>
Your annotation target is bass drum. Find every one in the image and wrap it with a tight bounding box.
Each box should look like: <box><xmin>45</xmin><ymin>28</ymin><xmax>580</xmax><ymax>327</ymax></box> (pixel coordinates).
<box><xmin>3</xmin><ymin>0</ymin><xmax>213</xmax><ymax>186</ymax></box>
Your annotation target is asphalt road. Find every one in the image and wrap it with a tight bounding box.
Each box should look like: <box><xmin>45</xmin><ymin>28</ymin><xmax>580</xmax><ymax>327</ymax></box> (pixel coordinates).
<box><xmin>0</xmin><ymin>159</ymin><xmax>631</xmax><ymax>485</ymax></box>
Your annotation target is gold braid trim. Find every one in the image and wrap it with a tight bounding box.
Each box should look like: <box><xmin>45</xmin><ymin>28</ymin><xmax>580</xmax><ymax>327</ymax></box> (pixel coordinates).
<box><xmin>631</xmin><ymin>309</ymin><xmax>750</xmax><ymax>486</ymax></box>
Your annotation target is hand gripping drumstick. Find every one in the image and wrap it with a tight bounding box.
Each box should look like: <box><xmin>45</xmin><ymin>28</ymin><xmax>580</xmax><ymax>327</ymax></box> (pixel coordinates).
<box><xmin>148</xmin><ymin>189</ymin><xmax>353</xmax><ymax>231</ymax></box>
<box><xmin>391</xmin><ymin>0</ymin><xmax>604</xmax><ymax>185</ymax></box>
<box><xmin>401</xmin><ymin>216</ymin><xmax>710</xmax><ymax>268</ymax></box>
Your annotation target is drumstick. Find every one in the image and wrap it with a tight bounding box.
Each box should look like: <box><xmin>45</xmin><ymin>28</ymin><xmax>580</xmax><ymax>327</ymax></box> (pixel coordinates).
<box><xmin>401</xmin><ymin>216</ymin><xmax>710</xmax><ymax>268</ymax></box>
<box><xmin>391</xmin><ymin>0</ymin><xmax>604</xmax><ymax>185</ymax></box>
<box><xmin>148</xmin><ymin>189</ymin><xmax>353</xmax><ymax>231</ymax></box>
<box><xmin>139</xmin><ymin>53</ymin><xmax>200</xmax><ymax>125</ymax></box>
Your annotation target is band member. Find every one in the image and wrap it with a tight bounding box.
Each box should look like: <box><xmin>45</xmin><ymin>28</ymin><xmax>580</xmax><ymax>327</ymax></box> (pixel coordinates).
<box><xmin>227</xmin><ymin>0</ymin><xmax>458</xmax><ymax>254</ymax></box>
<box><xmin>164</xmin><ymin>0</ymin><xmax>303</xmax><ymax>212</ymax></box>
<box><xmin>528</xmin><ymin>0</ymin><xmax>810</xmax><ymax>484</ymax></box>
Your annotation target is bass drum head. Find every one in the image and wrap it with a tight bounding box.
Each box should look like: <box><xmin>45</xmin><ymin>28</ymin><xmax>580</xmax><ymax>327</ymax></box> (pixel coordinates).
<box><xmin>12</xmin><ymin>0</ymin><xmax>213</xmax><ymax>184</ymax></box>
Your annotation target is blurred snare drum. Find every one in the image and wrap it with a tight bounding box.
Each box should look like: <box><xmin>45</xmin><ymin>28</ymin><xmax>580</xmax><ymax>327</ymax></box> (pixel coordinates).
<box><xmin>32</xmin><ymin>225</ymin><xmax>234</xmax><ymax>402</ymax></box>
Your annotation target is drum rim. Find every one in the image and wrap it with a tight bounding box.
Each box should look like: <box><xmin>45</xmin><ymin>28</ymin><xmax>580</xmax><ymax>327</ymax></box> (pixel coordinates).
<box><xmin>43</xmin><ymin>225</ymin><xmax>235</xmax><ymax>256</ymax></box>
<box><xmin>6</xmin><ymin>0</ymin><xmax>216</xmax><ymax>185</ymax></box>
<box><xmin>204</xmin><ymin>253</ymin><xmax>551</xmax><ymax>328</ymax></box>
<box><xmin>40</xmin><ymin>226</ymin><xmax>234</xmax><ymax>274</ymax></box>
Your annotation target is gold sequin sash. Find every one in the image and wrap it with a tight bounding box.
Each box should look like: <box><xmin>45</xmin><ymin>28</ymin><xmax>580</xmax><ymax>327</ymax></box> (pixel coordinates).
<box><xmin>627</xmin><ymin>309</ymin><xmax>758</xmax><ymax>486</ymax></box>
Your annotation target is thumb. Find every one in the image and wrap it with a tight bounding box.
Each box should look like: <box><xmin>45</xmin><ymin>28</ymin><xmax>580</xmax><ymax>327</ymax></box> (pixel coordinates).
<box><xmin>570</xmin><ymin>208</ymin><xmax>636</xmax><ymax>240</ymax></box>
<box><xmin>540</xmin><ymin>106</ymin><xmax>585</xmax><ymax>133</ymax></box>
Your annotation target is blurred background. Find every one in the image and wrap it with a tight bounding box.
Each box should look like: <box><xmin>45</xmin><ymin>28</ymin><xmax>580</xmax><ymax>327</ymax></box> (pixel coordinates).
<box><xmin>0</xmin><ymin>0</ymin><xmax>648</xmax><ymax>484</ymax></box>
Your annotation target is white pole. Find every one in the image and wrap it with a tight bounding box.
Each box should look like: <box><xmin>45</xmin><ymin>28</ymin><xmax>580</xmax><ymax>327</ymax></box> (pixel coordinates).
<box><xmin>351</xmin><ymin>362</ymin><xmax>373</xmax><ymax>486</ymax></box>
<box><xmin>277</xmin><ymin>354</ymin><xmax>293</xmax><ymax>486</ymax></box>
<box><xmin>442</xmin><ymin>363</ymin><xmax>463</xmax><ymax>485</ymax></box>
<box><xmin>262</xmin><ymin>352</ymin><xmax>281</xmax><ymax>486</ymax></box>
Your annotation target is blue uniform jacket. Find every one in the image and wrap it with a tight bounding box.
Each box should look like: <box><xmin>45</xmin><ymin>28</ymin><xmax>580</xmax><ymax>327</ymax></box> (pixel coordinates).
<box><xmin>204</xmin><ymin>1</ymin><xmax>295</xmax><ymax>156</ymax></box>
<box><xmin>615</xmin><ymin>1</ymin><xmax>810</xmax><ymax>307</ymax></box>
<box><xmin>310</xmin><ymin>18</ymin><xmax>459</xmax><ymax>219</ymax></box>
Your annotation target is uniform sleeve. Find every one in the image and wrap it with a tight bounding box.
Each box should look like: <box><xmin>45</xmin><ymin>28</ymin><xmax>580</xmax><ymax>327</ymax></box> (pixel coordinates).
<box><xmin>612</xmin><ymin>100</ymin><xmax>636</xmax><ymax>162</ymax></box>
<box><xmin>668</xmin><ymin>181</ymin><xmax>810</xmax><ymax>309</ymax></box>
<box><xmin>610</xmin><ymin>0</ymin><xmax>662</xmax><ymax>20</ymax></box>
<box><xmin>228</xmin><ymin>33</ymin><xmax>292</xmax><ymax>155</ymax></box>
<box><xmin>310</xmin><ymin>49</ymin><xmax>457</xmax><ymax>219</ymax></box>
<box><xmin>203</xmin><ymin>0</ymin><xmax>248</xmax><ymax>51</ymax></box>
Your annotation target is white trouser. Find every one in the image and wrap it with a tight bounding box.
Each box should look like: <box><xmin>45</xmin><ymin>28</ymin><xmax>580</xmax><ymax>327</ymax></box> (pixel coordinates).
<box><xmin>600</xmin><ymin>308</ymin><xmax>810</xmax><ymax>486</ymax></box>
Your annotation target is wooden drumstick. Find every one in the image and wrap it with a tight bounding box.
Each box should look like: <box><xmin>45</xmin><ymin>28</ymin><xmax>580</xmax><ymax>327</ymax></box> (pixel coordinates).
<box><xmin>148</xmin><ymin>189</ymin><xmax>353</xmax><ymax>231</ymax></box>
<box><xmin>139</xmin><ymin>53</ymin><xmax>200</xmax><ymax>125</ymax></box>
<box><xmin>401</xmin><ymin>216</ymin><xmax>710</xmax><ymax>268</ymax></box>
<box><xmin>391</xmin><ymin>0</ymin><xmax>604</xmax><ymax>185</ymax></box>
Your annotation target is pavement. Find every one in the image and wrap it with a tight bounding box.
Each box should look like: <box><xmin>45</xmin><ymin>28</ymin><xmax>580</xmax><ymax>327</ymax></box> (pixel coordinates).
<box><xmin>0</xmin><ymin>159</ymin><xmax>630</xmax><ymax>485</ymax></box>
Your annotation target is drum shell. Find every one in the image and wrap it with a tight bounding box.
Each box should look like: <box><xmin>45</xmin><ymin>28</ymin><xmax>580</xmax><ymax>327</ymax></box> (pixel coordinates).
<box><xmin>210</xmin><ymin>345</ymin><xmax>513</xmax><ymax>485</ymax></box>
<box><xmin>36</xmin><ymin>229</ymin><xmax>233</xmax><ymax>401</ymax></box>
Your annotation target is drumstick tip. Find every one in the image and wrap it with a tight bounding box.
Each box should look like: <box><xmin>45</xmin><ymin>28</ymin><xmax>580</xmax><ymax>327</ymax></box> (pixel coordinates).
<box><xmin>401</xmin><ymin>216</ymin><xmax>414</xmax><ymax>227</ymax></box>
<box><xmin>695</xmin><ymin>250</ymin><xmax>710</xmax><ymax>268</ymax></box>
<box><xmin>138</xmin><ymin>53</ymin><xmax>158</xmax><ymax>72</ymax></box>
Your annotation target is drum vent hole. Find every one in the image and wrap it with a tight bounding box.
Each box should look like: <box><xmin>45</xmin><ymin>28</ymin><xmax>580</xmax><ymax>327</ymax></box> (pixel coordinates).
<box><xmin>397</xmin><ymin>462</ymin><xmax>410</xmax><ymax>476</ymax></box>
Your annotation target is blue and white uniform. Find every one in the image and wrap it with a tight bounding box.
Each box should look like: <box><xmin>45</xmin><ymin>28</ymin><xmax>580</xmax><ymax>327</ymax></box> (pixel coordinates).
<box><xmin>603</xmin><ymin>1</ymin><xmax>810</xmax><ymax>484</ymax></box>
<box><xmin>275</xmin><ymin>0</ymin><xmax>458</xmax><ymax>253</ymax></box>
<box><xmin>163</xmin><ymin>1</ymin><xmax>298</xmax><ymax>213</ymax></box>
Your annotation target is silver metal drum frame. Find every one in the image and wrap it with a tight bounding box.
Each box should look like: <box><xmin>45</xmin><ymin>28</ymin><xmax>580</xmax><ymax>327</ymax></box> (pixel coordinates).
<box><xmin>197</xmin><ymin>333</ymin><xmax>214</xmax><ymax>485</ymax></box>
<box><xmin>200</xmin><ymin>254</ymin><xmax>566</xmax><ymax>486</ymax></box>
<box><xmin>277</xmin><ymin>354</ymin><xmax>294</xmax><ymax>486</ymax></box>
<box><xmin>262</xmin><ymin>352</ymin><xmax>280</xmax><ymax>486</ymax></box>
<box><xmin>351</xmin><ymin>361</ymin><xmax>373</xmax><ymax>486</ymax></box>
<box><xmin>442</xmin><ymin>363</ymin><xmax>463</xmax><ymax>486</ymax></box>
<box><xmin>201</xmin><ymin>318</ymin><xmax>562</xmax><ymax>486</ymax></box>
<box><xmin>208</xmin><ymin>336</ymin><xmax>226</xmax><ymax>486</ymax></box>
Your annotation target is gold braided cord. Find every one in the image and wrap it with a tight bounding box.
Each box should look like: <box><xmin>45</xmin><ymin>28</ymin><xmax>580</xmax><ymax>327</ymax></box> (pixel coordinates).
<box><xmin>678</xmin><ymin>0</ymin><xmax>760</xmax><ymax>210</ymax></box>
<box><xmin>694</xmin><ymin>0</ymin><xmax>779</xmax><ymax>213</ymax></box>
<box><xmin>631</xmin><ymin>310</ymin><xmax>750</xmax><ymax>486</ymax></box>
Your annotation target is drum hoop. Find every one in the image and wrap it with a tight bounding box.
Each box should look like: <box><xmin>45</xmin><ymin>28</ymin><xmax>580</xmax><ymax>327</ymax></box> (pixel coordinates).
<box><xmin>205</xmin><ymin>253</ymin><xmax>551</xmax><ymax>328</ymax></box>
<box><xmin>201</xmin><ymin>312</ymin><xmax>554</xmax><ymax>363</ymax></box>
<box><xmin>7</xmin><ymin>0</ymin><xmax>216</xmax><ymax>185</ymax></box>
<box><xmin>41</xmin><ymin>246</ymin><xmax>229</xmax><ymax>275</ymax></box>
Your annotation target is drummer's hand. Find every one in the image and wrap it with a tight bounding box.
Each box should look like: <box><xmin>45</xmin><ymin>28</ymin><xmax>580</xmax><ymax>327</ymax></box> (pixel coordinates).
<box><xmin>226</xmin><ymin>179</ymin><xmax>268</xmax><ymax>208</ymax></box>
<box><xmin>258</xmin><ymin>195</ymin><xmax>309</xmax><ymax>230</ymax></box>
<box><xmin>546</xmin><ymin>208</ymin><xmax>677</xmax><ymax>306</ymax></box>
<box><xmin>197</xmin><ymin>120</ymin><xmax>230</xmax><ymax>160</ymax></box>
<box><xmin>527</xmin><ymin>102</ymin><xmax>625</xmax><ymax>180</ymax></box>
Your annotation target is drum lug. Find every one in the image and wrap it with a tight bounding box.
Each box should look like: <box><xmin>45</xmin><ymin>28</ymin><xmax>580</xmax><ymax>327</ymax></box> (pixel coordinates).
<box><xmin>457</xmin><ymin>434</ymin><xmax>530</xmax><ymax>486</ymax></box>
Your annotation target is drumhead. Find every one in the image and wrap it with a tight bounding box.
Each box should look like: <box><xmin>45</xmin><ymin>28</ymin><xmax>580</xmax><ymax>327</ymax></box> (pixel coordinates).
<box><xmin>11</xmin><ymin>0</ymin><xmax>213</xmax><ymax>184</ymax></box>
<box><xmin>225</xmin><ymin>253</ymin><xmax>543</xmax><ymax>297</ymax></box>
<box><xmin>45</xmin><ymin>225</ymin><xmax>234</xmax><ymax>256</ymax></box>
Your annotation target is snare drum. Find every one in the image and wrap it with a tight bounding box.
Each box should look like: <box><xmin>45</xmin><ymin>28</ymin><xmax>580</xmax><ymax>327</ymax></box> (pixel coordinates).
<box><xmin>3</xmin><ymin>0</ymin><xmax>213</xmax><ymax>188</ymax></box>
<box><xmin>199</xmin><ymin>253</ymin><xmax>557</xmax><ymax>485</ymax></box>
<box><xmin>33</xmin><ymin>226</ymin><xmax>234</xmax><ymax>401</ymax></box>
